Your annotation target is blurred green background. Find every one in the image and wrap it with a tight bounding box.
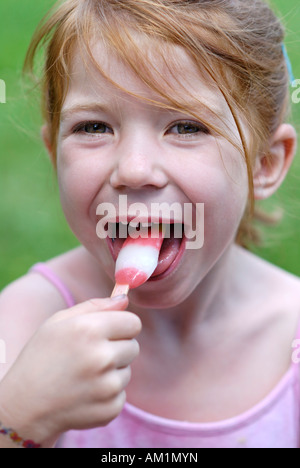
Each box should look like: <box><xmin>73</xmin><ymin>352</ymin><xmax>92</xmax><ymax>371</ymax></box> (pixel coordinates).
<box><xmin>0</xmin><ymin>0</ymin><xmax>299</xmax><ymax>290</ymax></box>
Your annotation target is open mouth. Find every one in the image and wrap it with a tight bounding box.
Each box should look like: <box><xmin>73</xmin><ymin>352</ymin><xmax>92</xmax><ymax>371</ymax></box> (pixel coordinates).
<box><xmin>106</xmin><ymin>222</ymin><xmax>186</xmax><ymax>281</ymax></box>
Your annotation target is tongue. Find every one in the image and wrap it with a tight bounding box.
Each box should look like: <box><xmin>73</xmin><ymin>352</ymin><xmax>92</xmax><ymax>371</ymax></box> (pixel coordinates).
<box><xmin>151</xmin><ymin>236</ymin><xmax>181</xmax><ymax>277</ymax></box>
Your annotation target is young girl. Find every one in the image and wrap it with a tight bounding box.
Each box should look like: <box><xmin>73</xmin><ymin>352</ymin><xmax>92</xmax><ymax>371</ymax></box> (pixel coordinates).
<box><xmin>0</xmin><ymin>0</ymin><xmax>299</xmax><ymax>449</ymax></box>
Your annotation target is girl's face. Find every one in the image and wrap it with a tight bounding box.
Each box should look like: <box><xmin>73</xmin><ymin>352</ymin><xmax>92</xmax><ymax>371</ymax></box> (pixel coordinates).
<box><xmin>56</xmin><ymin>42</ymin><xmax>249</xmax><ymax>308</ymax></box>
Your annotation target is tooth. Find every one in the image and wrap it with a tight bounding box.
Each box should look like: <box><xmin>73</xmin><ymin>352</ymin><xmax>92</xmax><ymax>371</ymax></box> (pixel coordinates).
<box><xmin>107</xmin><ymin>222</ymin><xmax>117</xmax><ymax>240</ymax></box>
<box><xmin>119</xmin><ymin>222</ymin><xmax>128</xmax><ymax>239</ymax></box>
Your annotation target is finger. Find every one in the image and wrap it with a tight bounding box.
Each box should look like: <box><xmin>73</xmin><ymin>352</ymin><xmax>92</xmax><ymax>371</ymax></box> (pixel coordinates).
<box><xmin>78</xmin><ymin>391</ymin><xmax>127</xmax><ymax>428</ymax></box>
<box><xmin>97</xmin><ymin>339</ymin><xmax>139</xmax><ymax>373</ymax></box>
<box><xmin>50</xmin><ymin>295</ymin><xmax>129</xmax><ymax>323</ymax></box>
<box><xmin>89</xmin><ymin>296</ymin><xmax>129</xmax><ymax>312</ymax></box>
<box><xmin>108</xmin><ymin>339</ymin><xmax>140</xmax><ymax>369</ymax></box>
<box><xmin>93</xmin><ymin>367</ymin><xmax>132</xmax><ymax>401</ymax></box>
<box><xmin>97</xmin><ymin>391</ymin><xmax>127</xmax><ymax>425</ymax></box>
<box><xmin>99</xmin><ymin>312</ymin><xmax>142</xmax><ymax>341</ymax></box>
<box><xmin>97</xmin><ymin>338</ymin><xmax>140</xmax><ymax>373</ymax></box>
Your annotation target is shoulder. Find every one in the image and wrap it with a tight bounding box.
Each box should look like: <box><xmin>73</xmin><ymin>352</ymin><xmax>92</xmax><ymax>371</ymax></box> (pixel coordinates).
<box><xmin>0</xmin><ymin>247</ymin><xmax>97</xmax><ymax>379</ymax></box>
<box><xmin>0</xmin><ymin>262</ymin><xmax>69</xmax><ymax>380</ymax></box>
<box><xmin>0</xmin><ymin>246</ymin><xmax>112</xmax><ymax>321</ymax></box>
<box><xmin>233</xmin><ymin>245</ymin><xmax>300</xmax><ymax>357</ymax></box>
<box><xmin>231</xmin><ymin>246</ymin><xmax>300</xmax><ymax>346</ymax></box>
<box><xmin>229</xmin><ymin>246</ymin><xmax>300</xmax><ymax>393</ymax></box>
<box><xmin>240</xmin><ymin>247</ymin><xmax>300</xmax><ymax>303</ymax></box>
<box><xmin>0</xmin><ymin>248</ymin><xmax>85</xmax><ymax>336</ymax></box>
<box><xmin>44</xmin><ymin>246</ymin><xmax>114</xmax><ymax>303</ymax></box>
<box><xmin>0</xmin><ymin>268</ymin><xmax>67</xmax><ymax>320</ymax></box>
<box><xmin>0</xmin><ymin>252</ymin><xmax>77</xmax><ymax>340</ymax></box>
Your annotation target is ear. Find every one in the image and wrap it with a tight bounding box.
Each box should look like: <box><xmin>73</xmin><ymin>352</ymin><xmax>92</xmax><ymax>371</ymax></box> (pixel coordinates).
<box><xmin>253</xmin><ymin>124</ymin><xmax>297</xmax><ymax>200</ymax></box>
<box><xmin>41</xmin><ymin>124</ymin><xmax>56</xmax><ymax>167</ymax></box>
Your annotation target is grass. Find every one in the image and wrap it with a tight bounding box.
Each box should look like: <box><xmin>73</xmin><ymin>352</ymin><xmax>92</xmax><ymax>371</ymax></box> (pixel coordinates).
<box><xmin>0</xmin><ymin>0</ymin><xmax>300</xmax><ymax>290</ymax></box>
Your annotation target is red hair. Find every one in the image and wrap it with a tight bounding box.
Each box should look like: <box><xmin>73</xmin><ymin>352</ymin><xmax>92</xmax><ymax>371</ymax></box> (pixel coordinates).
<box><xmin>24</xmin><ymin>0</ymin><xmax>291</xmax><ymax>246</ymax></box>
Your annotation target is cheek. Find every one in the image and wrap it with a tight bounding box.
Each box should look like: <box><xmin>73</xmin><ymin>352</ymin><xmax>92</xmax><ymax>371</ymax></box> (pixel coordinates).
<box><xmin>179</xmin><ymin>161</ymin><xmax>248</xmax><ymax>208</ymax></box>
<box><xmin>57</xmin><ymin>143</ymin><xmax>108</xmax><ymax>207</ymax></box>
<box><xmin>56</xmin><ymin>145</ymin><xmax>109</xmax><ymax>233</ymax></box>
<box><xmin>176</xmin><ymin>152</ymin><xmax>249</xmax><ymax>245</ymax></box>
<box><xmin>206</xmin><ymin>168</ymin><xmax>249</xmax><ymax>251</ymax></box>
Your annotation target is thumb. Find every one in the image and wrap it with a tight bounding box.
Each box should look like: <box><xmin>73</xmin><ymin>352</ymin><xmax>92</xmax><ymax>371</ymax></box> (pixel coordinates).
<box><xmin>89</xmin><ymin>295</ymin><xmax>129</xmax><ymax>311</ymax></box>
<box><xmin>50</xmin><ymin>295</ymin><xmax>129</xmax><ymax>323</ymax></box>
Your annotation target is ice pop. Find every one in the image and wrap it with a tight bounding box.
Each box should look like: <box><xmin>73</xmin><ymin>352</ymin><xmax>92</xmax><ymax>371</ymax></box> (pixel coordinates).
<box><xmin>111</xmin><ymin>224</ymin><xmax>165</xmax><ymax>297</ymax></box>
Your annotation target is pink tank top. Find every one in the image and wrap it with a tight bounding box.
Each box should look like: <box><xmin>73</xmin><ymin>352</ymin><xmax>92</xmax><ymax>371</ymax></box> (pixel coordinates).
<box><xmin>30</xmin><ymin>263</ymin><xmax>300</xmax><ymax>448</ymax></box>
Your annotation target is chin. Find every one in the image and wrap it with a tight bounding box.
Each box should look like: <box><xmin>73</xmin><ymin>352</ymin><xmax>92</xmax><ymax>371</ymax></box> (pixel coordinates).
<box><xmin>128</xmin><ymin>277</ymin><xmax>198</xmax><ymax>310</ymax></box>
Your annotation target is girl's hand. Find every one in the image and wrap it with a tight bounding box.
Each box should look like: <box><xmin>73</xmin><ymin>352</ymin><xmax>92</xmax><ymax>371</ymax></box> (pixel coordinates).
<box><xmin>0</xmin><ymin>295</ymin><xmax>141</xmax><ymax>447</ymax></box>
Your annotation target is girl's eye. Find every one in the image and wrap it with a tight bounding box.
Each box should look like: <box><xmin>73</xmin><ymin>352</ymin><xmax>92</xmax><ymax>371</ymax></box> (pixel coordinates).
<box><xmin>73</xmin><ymin>122</ymin><xmax>113</xmax><ymax>135</ymax></box>
<box><xmin>168</xmin><ymin>121</ymin><xmax>210</xmax><ymax>136</ymax></box>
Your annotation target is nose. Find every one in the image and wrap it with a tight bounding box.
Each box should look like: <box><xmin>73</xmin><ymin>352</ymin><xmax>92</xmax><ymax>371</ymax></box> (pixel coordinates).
<box><xmin>110</xmin><ymin>134</ymin><xmax>168</xmax><ymax>190</ymax></box>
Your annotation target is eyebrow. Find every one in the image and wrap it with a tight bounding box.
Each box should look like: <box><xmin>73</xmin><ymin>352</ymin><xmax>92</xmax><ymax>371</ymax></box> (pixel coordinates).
<box><xmin>60</xmin><ymin>103</ymin><xmax>110</xmax><ymax>122</ymax></box>
<box><xmin>60</xmin><ymin>100</ymin><xmax>226</xmax><ymax>124</ymax></box>
<box><xmin>175</xmin><ymin>98</ymin><xmax>225</xmax><ymax>120</ymax></box>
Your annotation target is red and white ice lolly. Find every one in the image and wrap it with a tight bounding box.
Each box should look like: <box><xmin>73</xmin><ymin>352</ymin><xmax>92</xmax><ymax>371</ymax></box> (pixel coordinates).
<box><xmin>111</xmin><ymin>224</ymin><xmax>165</xmax><ymax>297</ymax></box>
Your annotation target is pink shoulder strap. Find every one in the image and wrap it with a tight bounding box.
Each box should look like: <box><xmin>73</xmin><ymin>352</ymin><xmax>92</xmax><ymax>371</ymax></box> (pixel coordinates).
<box><xmin>29</xmin><ymin>263</ymin><xmax>76</xmax><ymax>308</ymax></box>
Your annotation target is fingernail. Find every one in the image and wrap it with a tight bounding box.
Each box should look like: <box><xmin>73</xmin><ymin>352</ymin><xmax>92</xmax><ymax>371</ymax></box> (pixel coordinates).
<box><xmin>111</xmin><ymin>294</ymin><xmax>128</xmax><ymax>301</ymax></box>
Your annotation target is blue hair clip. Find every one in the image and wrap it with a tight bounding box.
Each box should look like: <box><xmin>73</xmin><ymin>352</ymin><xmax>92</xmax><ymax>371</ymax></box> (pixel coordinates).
<box><xmin>281</xmin><ymin>43</ymin><xmax>295</xmax><ymax>85</ymax></box>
